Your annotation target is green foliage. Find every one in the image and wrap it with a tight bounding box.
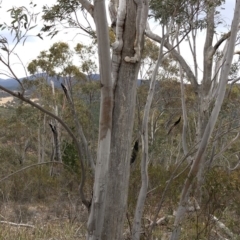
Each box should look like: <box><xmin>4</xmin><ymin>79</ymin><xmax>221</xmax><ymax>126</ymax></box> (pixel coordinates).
<box><xmin>0</xmin><ymin>3</ymin><xmax>38</xmax><ymax>44</ymax></box>
<box><xmin>128</xmin><ymin>161</ymin><xmax>240</xmax><ymax>239</ymax></box>
<box><xmin>75</xmin><ymin>43</ymin><xmax>97</xmax><ymax>76</ymax></box>
<box><xmin>62</xmin><ymin>141</ymin><xmax>80</xmax><ymax>173</ymax></box>
<box><xmin>42</xmin><ymin>0</ymin><xmax>96</xmax><ymax>39</ymax></box>
<box><xmin>128</xmin><ymin>163</ymin><xmax>188</xmax><ymax>217</ymax></box>
<box><xmin>142</xmin><ymin>38</ymin><xmax>159</xmax><ymax>61</ymax></box>
<box><xmin>27</xmin><ymin>42</ymin><xmax>78</xmax><ymax>77</ymax></box>
<box><xmin>150</xmin><ymin>0</ymin><xmax>199</xmax><ymax>24</ymax></box>
<box><xmin>28</xmin><ymin>41</ymin><xmax>97</xmax><ymax>79</ymax></box>
<box><xmin>150</xmin><ymin>0</ymin><xmax>225</xmax><ymax>32</ymax></box>
<box><xmin>229</xmin><ymin>60</ymin><xmax>240</xmax><ymax>79</ymax></box>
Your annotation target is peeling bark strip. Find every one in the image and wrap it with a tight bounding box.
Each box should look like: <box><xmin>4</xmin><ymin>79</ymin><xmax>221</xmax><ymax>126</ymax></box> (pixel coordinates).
<box><xmin>111</xmin><ymin>0</ymin><xmax>126</xmax><ymax>87</ymax></box>
<box><xmin>112</xmin><ymin>0</ymin><xmax>148</xmax><ymax>88</ymax></box>
<box><xmin>125</xmin><ymin>0</ymin><xmax>149</xmax><ymax>63</ymax></box>
<box><xmin>108</xmin><ymin>0</ymin><xmax>117</xmax><ymax>25</ymax></box>
<box><xmin>112</xmin><ymin>0</ymin><xmax>126</xmax><ymax>52</ymax></box>
<box><xmin>167</xmin><ymin>116</ymin><xmax>181</xmax><ymax>135</ymax></box>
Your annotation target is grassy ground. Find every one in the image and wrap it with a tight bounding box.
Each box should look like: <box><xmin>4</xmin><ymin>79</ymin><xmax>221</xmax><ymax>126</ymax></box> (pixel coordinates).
<box><xmin>0</xmin><ymin>221</ymin><xmax>85</xmax><ymax>240</ymax></box>
<box><xmin>0</xmin><ymin>202</ymin><xmax>87</xmax><ymax>240</ymax></box>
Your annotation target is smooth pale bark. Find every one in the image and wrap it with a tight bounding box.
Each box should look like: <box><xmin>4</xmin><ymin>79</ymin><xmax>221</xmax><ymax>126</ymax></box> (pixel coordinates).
<box><xmin>53</xmin><ymin>82</ymin><xmax>62</xmax><ymax>164</ymax></box>
<box><xmin>146</xmin><ymin>3</ymin><xmax>236</xmax><ymax>226</ymax></box>
<box><xmin>78</xmin><ymin>0</ymin><xmax>94</xmax><ymax>17</ymax></box>
<box><xmin>37</xmin><ymin>114</ymin><xmax>46</xmax><ymax>164</ymax></box>
<box><xmin>49</xmin><ymin>80</ymin><xmax>62</xmax><ymax>175</ymax></box>
<box><xmin>170</xmin><ymin>2</ymin><xmax>240</xmax><ymax>239</ymax></box>
<box><xmin>132</xmin><ymin>37</ymin><xmax>164</xmax><ymax>240</ymax></box>
<box><xmin>42</xmin><ymin>114</ymin><xmax>46</xmax><ymax>163</ymax></box>
<box><xmin>87</xmin><ymin>0</ymin><xmax>113</xmax><ymax>239</ymax></box>
<box><xmin>177</xmin><ymin>36</ymin><xmax>188</xmax><ymax>157</ymax></box>
<box><xmin>179</xmin><ymin>67</ymin><xmax>188</xmax><ymax>156</ymax></box>
<box><xmin>196</xmin><ymin>2</ymin><xmax>236</xmax><ymax>202</ymax></box>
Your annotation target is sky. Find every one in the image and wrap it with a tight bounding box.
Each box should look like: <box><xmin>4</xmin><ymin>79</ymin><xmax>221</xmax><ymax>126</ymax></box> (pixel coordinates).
<box><xmin>0</xmin><ymin>0</ymin><xmax>237</xmax><ymax>81</ymax></box>
<box><xmin>0</xmin><ymin>0</ymin><xmax>94</xmax><ymax>80</ymax></box>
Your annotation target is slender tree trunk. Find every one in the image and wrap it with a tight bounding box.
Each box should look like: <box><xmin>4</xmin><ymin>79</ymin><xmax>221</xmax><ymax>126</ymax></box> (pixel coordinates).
<box><xmin>132</xmin><ymin>36</ymin><xmax>165</xmax><ymax>240</ymax></box>
<box><xmin>49</xmin><ymin>80</ymin><xmax>62</xmax><ymax>175</ymax></box>
<box><xmin>62</xmin><ymin>80</ymin><xmax>96</xmax><ymax>172</ymax></box>
<box><xmin>87</xmin><ymin>0</ymin><xmax>113</xmax><ymax>238</ymax></box>
<box><xmin>38</xmin><ymin>125</ymin><xmax>41</xmax><ymax>163</ymax></box>
<box><xmin>170</xmin><ymin>2</ymin><xmax>240</xmax><ymax>238</ymax></box>
<box><xmin>42</xmin><ymin>114</ymin><xmax>46</xmax><ymax>163</ymax></box>
<box><xmin>37</xmin><ymin>114</ymin><xmax>46</xmax><ymax>163</ymax></box>
<box><xmin>177</xmin><ymin>35</ymin><xmax>189</xmax><ymax>158</ymax></box>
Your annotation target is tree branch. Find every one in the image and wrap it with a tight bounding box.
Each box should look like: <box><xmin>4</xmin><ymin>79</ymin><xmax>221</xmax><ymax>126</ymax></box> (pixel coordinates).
<box><xmin>0</xmin><ymin>85</ymin><xmax>90</xmax><ymax>209</ymax></box>
<box><xmin>79</xmin><ymin>0</ymin><xmax>94</xmax><ymax>17</ymax></box>
<box><xmin>145</xmin><ymin>23</ymin><xmax>198</xmax><ymax>92</ymax></box>
<box><xmin>61</xmin><ymin>83</ymin><xmax>95</xmax><ymax>172</ymax></box>
<box><xmin>0</xmin><ymin>161</ymin><xmax>76</xmax><ymax>183</ymax></box>
<box><xmin>212</xmin><ymin>32</ymin><xmax>231</xmax><ymax>54</ymax></box>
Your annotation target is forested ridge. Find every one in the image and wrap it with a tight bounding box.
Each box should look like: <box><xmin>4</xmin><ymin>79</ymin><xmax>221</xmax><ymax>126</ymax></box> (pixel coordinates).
<box><xmin>1</xmin><ymin>77</ymin><xmax>240</xmax><ymax>239</ymax></box>
<box><xmin>0</xmin><ymin>0</ymin><xmax>240</xmax><ymax>239</ymax></box>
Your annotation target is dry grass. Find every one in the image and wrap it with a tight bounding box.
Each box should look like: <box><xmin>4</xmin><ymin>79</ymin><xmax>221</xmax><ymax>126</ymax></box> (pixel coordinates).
<box><xmin>0</xmin><ymin>202</ymin><xmax>88</xmax><ymax>240</ymax></box>
<box><xmin>0</xmin><ymin>221</ymin><xmax>86</xmax><ymax>240</ymax></box>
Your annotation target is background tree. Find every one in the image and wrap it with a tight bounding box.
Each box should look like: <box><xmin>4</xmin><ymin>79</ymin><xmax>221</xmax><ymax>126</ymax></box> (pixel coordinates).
<box><xmin>0</xmin><ymin>0</ymin><xmax>240</xmax><ymax>239</ymax></box>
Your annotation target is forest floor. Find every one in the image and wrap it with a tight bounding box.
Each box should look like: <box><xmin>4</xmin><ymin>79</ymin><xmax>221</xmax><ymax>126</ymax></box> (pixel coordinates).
<box><xmin>0</xmin><ymin>201</ymin><xmax>88</xmax><ymax>240</ymax></box>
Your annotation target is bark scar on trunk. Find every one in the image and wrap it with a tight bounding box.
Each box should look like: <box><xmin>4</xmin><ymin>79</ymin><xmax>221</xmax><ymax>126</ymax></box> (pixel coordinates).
<box><xmin>100</xmin><ymin>95</ymin><xmax>113</xmax><ymax>140</ymax></box>
<box><xmin>125</xmin><ymin>0</ymin><xmax>148</xmax><ymax>63</ymax></box>
<box><xmin>111</xmin><ymin>0</ymin><xmax>127</xmax><ymax>89</ymax></box>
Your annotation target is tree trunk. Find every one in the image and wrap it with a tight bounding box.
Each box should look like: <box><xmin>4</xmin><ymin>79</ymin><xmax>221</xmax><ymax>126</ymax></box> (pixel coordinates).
<box><xmin>132</xmin><ymin>34</ymin><xmax>165</xmax><ymax>239</ymax></box>
<box><xmin>170</xmin><ymin>2</ymin><xmax>240</xmax><ymax>238</ymax></box>
<box><xmin>87</xmin><ymin>0</ymin><xmax>113</xmax><ymax>238</ymax></box>
<box><xmin>102</xmin><ymin>1</ymin><xmax>144</xmax><ymax>238</ymax></box>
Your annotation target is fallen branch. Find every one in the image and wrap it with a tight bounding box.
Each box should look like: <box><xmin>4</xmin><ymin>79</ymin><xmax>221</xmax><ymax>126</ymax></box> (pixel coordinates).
<box><xmin>0</xmin><ymin>221</ymin><xmax>35</xmax><ymax>228</ymax></box>
<box><xmin>210</xmin><ymin>215</ymin><xmax>236</xmax><ymax>239</ymax></box>
<box><xmin>211</xmin><ymin>229</ymin><xmax>229</xmax><ymax>240</ymax></box>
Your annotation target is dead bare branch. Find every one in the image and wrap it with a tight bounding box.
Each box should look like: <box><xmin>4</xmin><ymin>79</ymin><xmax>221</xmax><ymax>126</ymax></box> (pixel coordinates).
<box><xmin>0</xmin><ymin>85</ymin><xmax>90</xmax><ymax>209</ymax></box>
<box><xmin>0</xmin><ymin>221</ymin><xmax>35</xmax><ymax>228</ymax></box>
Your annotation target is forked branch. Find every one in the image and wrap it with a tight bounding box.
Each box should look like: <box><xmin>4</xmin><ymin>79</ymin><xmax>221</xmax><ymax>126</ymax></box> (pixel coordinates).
<box><xmin>0</xmin><ymin>85</ymin><xmax>90</xmax><ymax>209</ymax></box>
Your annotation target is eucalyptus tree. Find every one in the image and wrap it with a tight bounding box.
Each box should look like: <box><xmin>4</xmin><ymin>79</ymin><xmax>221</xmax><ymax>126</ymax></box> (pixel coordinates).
<box><xmin>0</xmin><ymin>0</ymin><xmax>240</xmax><ymax>239</ymax></box>
<box><xmin>147</xmin><ymin>0</ymin><xmax>240</xmax><ymax>238</ymax></box>
<box><xmin>43</xmin><ymin>1</ymin><xmax>150</xmax><ymax>239</ymax></box>
<box><xmin>27</xmin><ymin>42</ymin><xmax>96</xmax><ymax>171</ymax></box>
<box><xmin>0</xmin><ymin>1</ymin><xmax>149</xmax><ymax>239</ymax></box>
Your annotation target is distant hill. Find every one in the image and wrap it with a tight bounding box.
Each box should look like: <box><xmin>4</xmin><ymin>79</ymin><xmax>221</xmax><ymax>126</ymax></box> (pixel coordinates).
<box><xmin>0</xmin><ymin>73</ymin><xmax>145</xmax><ymax>91</ymax></box>
<box><xmin>0</xmin><ymin>78</ymin><xmax>18</xmax><ymax>90</ymax></box>
<box><xmin>0</xmin><ymin>74</ymin><xmax>63</xmax><ymax>91</ymax></box>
